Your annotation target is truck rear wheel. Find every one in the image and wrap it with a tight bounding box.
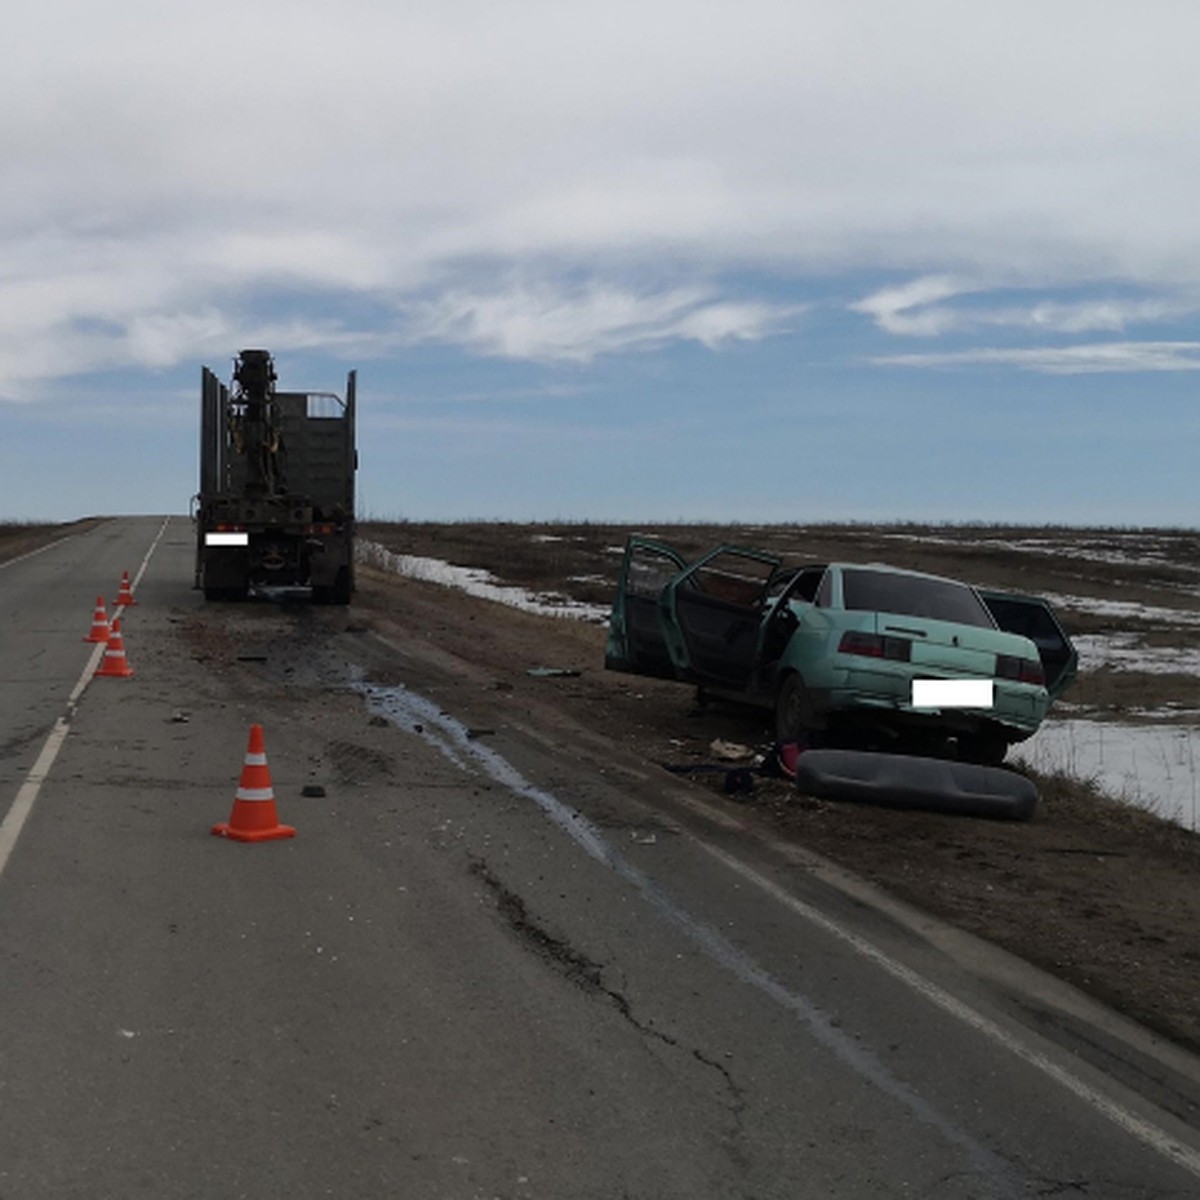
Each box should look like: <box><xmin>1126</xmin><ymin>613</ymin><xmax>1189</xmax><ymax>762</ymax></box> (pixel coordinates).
<box><xmin>314</xmin><ymin>568</ymin><xmax>351</xmax><ymax>605</ymax></box>
<box><xmin>331</xmin><ymin>566</ymin><xmax>352</xmax><ymax>606</ymax></box>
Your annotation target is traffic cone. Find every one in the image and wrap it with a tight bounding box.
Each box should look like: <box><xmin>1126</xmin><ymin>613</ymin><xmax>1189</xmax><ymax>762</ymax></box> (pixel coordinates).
<box><xmin>83</xmin><ymin>596</ymin><xmax>110</xmax><ymax>643</ymax></box>
<box><xmin>113</xmin><ymin>570</ymin><xmax>137</xmax><ymax>607</ymax></box>
<box><xmin>96</xmin><ymin>616</ymin><xmax>134</xmax><ymax>678</ymax></box>
<box><xmin>212</xmin><ymin>725</ymin><xmax>295</xmax><ymax>842</ymax></box>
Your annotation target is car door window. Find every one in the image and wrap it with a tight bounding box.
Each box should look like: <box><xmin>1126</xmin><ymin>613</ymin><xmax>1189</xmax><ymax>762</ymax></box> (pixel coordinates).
<box><xmin>981</xmin><ymin>593</ymin><xmax>1077</xmax><ymax>694</ymax></box>
<box><xmin>617</xmin><ymin>541</ymin><xmax>687</xmax><ymax>678</ymax></box>
<box><xmin>816</xmin><ymin>569</ymin><xmax>833</xmax><ymax>608</ymax></box>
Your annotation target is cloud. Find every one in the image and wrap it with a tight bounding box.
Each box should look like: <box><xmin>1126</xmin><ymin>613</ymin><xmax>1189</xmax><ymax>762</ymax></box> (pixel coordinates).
<box><xmin>873</xmin><ymin>342</ymin><xmax>1200</xmax><ymax>374</ymax></box>
<box><xmin>401</xmin><ymin>282</ymin><xmax>799</xmax><ymax>363</ymax></box>
<box><xmin>853</xmin><ymin>278</ymin><xmax>1200</xmax><ymax>338</ymax></box>
<box><xmin>7</xmin><ymin>2</ymin><xmax>1200</xmax><ymax>392</ymax></box>
<box><xmin>850</xmin><ymin>276</ymin><xmax>974</xmax><ymax>335</ymax></box>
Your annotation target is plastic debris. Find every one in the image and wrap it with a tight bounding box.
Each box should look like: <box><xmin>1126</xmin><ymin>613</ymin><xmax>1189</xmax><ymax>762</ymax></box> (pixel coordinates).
<box><xmin>709</xmin><ymin>739</ymin><xmax>754</xmax><ymax>761</ymax></box>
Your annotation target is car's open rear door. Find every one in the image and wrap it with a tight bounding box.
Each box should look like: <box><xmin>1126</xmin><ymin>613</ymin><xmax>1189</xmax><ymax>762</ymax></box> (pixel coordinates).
<box><xmin>979</xmin><ymin>590</ymin><xmax>1078</xmax><ymax>699</ymax></box>
<box><xmin>605</xmin><ymin>538</ymin><xmax>689</xmax><ymax>678</ymax></box>
<box><xmin>661</xmin><ymin>546</ymin><xmax>781</xmax><ymax>689</ymax></box>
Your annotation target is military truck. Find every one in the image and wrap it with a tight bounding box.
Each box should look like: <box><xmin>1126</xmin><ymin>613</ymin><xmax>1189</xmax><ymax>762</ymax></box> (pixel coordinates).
<box><xmin>194</xmin><ymin>349</ymin><xmax>357</xmax><ymax>603</ymax></box>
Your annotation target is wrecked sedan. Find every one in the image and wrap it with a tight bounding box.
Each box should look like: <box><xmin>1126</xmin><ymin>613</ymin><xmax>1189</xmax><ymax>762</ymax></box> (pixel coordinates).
<box><xmin>605</xmin><ymin>539</ymin><xmax>1076</xmax><ymax>765</ymax></box>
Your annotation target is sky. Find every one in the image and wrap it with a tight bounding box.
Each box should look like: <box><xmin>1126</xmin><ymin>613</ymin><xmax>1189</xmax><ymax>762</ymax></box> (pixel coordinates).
<box><xmin>2</xmin><ymin>1</ymin><xmax>1199</xmax><ymax>527</ymax></box>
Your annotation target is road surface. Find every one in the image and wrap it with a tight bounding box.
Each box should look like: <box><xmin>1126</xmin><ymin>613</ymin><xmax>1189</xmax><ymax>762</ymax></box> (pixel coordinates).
<box><xmin>2</xmin><ymin>516</ymin><xmax>1199</xmax><ymax>1198</ymax></box>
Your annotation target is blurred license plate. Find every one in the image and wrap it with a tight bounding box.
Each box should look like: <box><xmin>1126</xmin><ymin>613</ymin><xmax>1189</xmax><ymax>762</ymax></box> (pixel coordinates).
<box><xmin>912</xmin><ymin>679</ymin><xmax>993</xmax><ymax>708</ymax></box>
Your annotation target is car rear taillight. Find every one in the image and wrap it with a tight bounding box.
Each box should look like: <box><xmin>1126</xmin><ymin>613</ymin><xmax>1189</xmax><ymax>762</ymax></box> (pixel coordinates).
<box><xmin>215</xmin><ymin>523</ymin><xmax>245</xmax><ymax>532</ymax></box>
<box><xmin>996</xmin><ymin>653</ymin><xmax>1045</xmax><ymax>685</ymax></box>
<box><xmin>838</xmin><ymin>631</ymin><xmax>911</xmax><ymax>661</ymax></box>
<box><xmin>305</xmin><ymin>523</ymin><xmax>336</xmax><ymax>535</ymax></box>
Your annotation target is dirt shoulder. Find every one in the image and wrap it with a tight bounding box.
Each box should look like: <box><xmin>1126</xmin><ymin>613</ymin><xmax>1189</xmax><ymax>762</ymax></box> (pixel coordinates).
<box><xmin>0</xmin><ymin>518</ymin><xmax>108</xmax><ymax>565</ymax></box>
<box><xmin>354</xmin><ymin>565</ymin><xmax>1200</xmax><ymax>1056</ymax></box>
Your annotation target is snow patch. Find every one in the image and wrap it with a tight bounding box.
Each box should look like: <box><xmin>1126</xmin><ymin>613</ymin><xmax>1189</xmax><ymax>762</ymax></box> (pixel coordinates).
<box><xmin>1013</xmin><ymin>719</ymin><xmax>1200</xmax><ymax>831</ymax></box>
<box><xmin>1041</xmin><ymin>592</ymin><xmax>1200</xmax><ymax>627</ymax></box>
<box><xmin>357</xmin><ymin>539</ymin><xmax>610</xmax><ymax>623</ymax></box>
<box><xmin>1071</xmin><ymin>634</ymin><xmax>1200</xmax><ymax>675</ymax></box>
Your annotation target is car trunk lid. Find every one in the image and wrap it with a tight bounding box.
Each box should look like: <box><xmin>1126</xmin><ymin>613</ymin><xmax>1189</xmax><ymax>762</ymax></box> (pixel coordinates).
<box><xmin>872</xmin><ymin>612</ymin><xmax>1018</xmax><ymax>677</ymax></box>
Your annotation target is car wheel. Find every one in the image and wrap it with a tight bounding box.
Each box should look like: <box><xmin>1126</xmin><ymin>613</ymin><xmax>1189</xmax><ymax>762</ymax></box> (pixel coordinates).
<box><xmin>775</xmin><ymin>674</ymin><xmax>816</xmax><ymax>744</ymax></box>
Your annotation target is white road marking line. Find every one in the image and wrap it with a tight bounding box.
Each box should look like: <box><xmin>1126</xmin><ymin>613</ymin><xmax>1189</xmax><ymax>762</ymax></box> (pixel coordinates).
<box><xmin>0</xmin><ymin>719</ymin><xmax>72</xmax><ymax>879</ymax></box>
<box><xmin>698</xmin><ymin>838</ymin><xmax>1200</xmax><ymax>1181</ymax></box>
<box><xmin>0</xmin><ymin>642</ymin><xmax>102</xmax><ymax>881</ymax></box>
<box><xmin>0</xmin><ymin>518</ymin><xmax>169</xmax><ymax>885</ymax></box>
<box><xmin>132</xmin><ymin>516</ymin><xmax>170</xmax><ymax>591</ymax></box>
<box><xmin>68</xmin><ymin>643</ymin><xmax>106</xmax><ymax>706</ymax></box>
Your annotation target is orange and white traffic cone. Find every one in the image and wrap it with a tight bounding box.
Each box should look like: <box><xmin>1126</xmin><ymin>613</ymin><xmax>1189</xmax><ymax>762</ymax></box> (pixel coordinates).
<box><xmin>113</xmin><ymin>570</ymin><xmax>137</xmax><ymax>607</ymax></box>
<box><xmin>96</xmin><ymin>616</ymin><xmax>134</xmax><ymax>678</ymax></box>
<box><xmin>212</xmin><ymin>725</ymin><xmax>295</xmax><ymax>842</ymax></box>
<box><xmin>83</xmin><ymin>596</ymin><xmax>110</xmax><ymax>643</ymax></box>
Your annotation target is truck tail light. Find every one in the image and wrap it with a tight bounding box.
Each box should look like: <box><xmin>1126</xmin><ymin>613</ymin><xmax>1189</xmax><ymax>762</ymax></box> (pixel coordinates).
<box><xmin>304</xmin><ymin>523</ymin><xmax>335</xmax><ymax>535</ymax></box>
<box><xmin>996</xmin><ymin>653</ymin><xmax>1045</xmax><ymax>685</ymax></box>
<box><xmin>838</xmin><ymin>631</ymin><xmax>911</xmax><ymax>662</ymax></box>
<box><xmin>215</xmin><ymin>523</ymin><xmax>246</xmax><ymax>532</ymax></box>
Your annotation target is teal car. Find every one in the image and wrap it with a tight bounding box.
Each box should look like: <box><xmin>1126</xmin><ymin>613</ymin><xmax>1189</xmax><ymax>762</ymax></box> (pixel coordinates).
<box><xmin>605</xmin><ymin>539</ymin><xmax>1077</xmax><ymax>765</ymax></box>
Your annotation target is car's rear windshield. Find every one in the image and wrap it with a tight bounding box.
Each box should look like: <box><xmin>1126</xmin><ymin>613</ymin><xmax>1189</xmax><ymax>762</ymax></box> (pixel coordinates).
<box><xmin>841</xmin><ymin>569</ymin><xmax>994</xmax><ymax>628</ymax></box>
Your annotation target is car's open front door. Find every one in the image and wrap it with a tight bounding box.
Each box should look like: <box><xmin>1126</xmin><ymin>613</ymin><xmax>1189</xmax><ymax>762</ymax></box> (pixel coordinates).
<box><xmin>605</xmin><ymin>538</ymin><xmax>689</xmax><ymax>678</ymax></box>
<box><xmin>979</xmin><ymin>590</ymin><xmax>1078</xmax><ymax>699</ymax></box>
<box><xmin>661</xmin><ymin>546</ymin><xmax>781</xmax><ymax>689</ymax></box>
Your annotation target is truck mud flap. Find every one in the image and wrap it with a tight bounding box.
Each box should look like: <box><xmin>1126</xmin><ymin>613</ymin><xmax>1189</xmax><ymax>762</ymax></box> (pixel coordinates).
<box><xmin>792</xmin><ymin>749</ymin><xmax>1038</xmax><ymax>821</ymax></box>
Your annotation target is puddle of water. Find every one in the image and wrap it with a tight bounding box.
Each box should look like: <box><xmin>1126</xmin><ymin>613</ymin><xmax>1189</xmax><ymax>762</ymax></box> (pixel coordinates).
<box><xmin>357</xmin><ymin>680</ymin><xmax>614</xmax><ymax>859</ymax></box>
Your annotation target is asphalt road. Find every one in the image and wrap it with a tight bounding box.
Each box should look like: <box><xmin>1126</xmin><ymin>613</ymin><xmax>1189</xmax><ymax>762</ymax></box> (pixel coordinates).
<box><xmin>2</xmin><ymin>516</ymin><xmax>1200</xmax><ymax>1199</ymax></box>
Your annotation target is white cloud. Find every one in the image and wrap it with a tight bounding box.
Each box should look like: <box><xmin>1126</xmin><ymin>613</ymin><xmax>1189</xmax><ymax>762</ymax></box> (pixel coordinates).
<box><xmin>874</xmin><ymin>342</ymin><xmax>1200</xmax><ymax>374</ymax></box>
<box><xmin>1015</xmin><ymin>299</ymin><xmax>1191</xmax><ymax>334</ymax></box>
<box><xmin>7</xmin><ymin>2</ymin><xmax>1200</xmax><ymax>388</ymax></box>
<box><xmin>402</xmin><ymin>282</ymin><xmax>799</xmax><ymax>362</ymax></box>
<box><xmin>853</xmin><ymin>279</ymin><xmax>1200</xmax><ymax>338</ymax></box>
<box><xmin>850</xmin><ymin>276</ymin><xmax>974</xmax><ymax>335</ymax></box>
